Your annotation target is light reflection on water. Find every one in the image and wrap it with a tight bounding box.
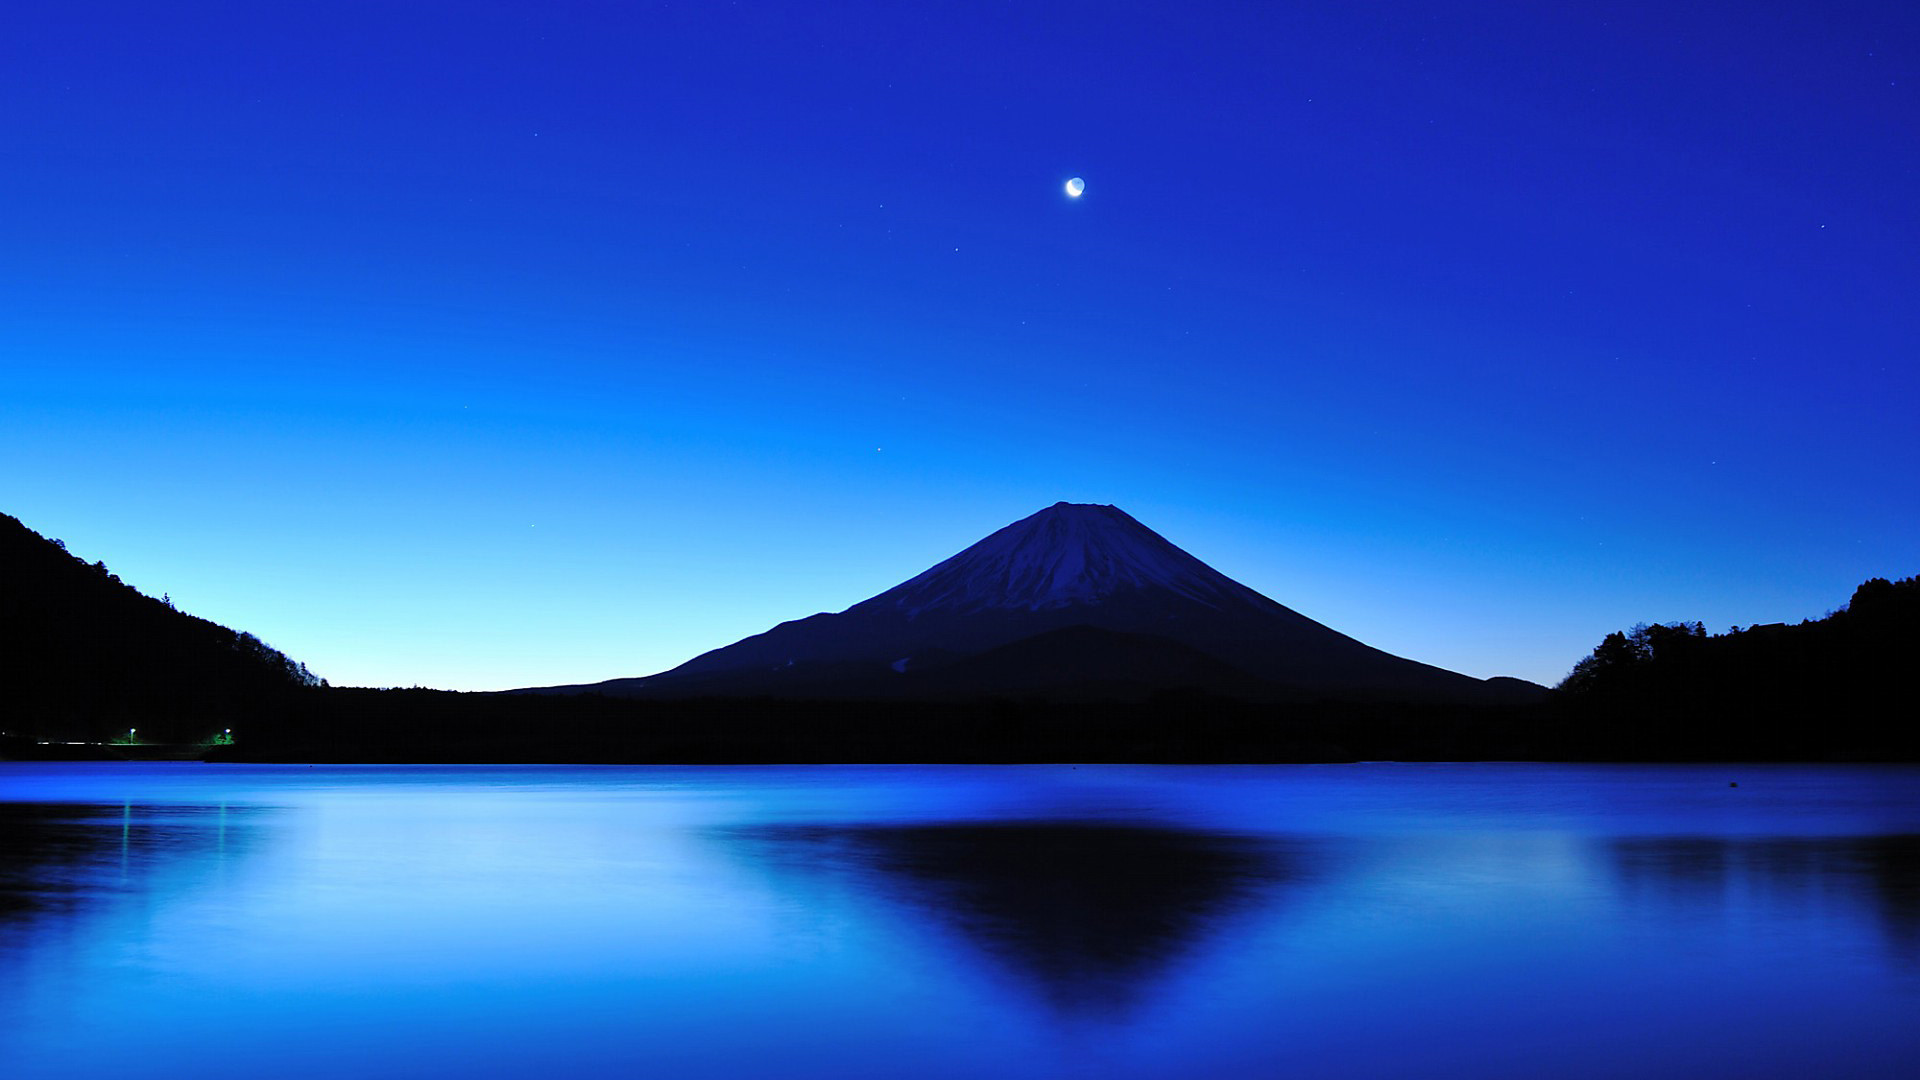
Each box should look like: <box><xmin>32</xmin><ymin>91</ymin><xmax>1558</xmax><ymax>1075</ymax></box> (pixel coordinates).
<box><xmin>0</xmin><ymin>763</ymin><xmax>1916</xmax><ymax>1079</ymax></box>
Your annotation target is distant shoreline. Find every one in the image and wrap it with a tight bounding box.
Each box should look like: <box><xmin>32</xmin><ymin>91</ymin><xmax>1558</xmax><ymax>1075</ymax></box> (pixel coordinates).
<box><xmin>12</xmin><ymin>692</ymin><xmax>1911</xmax><ymax>766</ymax></box>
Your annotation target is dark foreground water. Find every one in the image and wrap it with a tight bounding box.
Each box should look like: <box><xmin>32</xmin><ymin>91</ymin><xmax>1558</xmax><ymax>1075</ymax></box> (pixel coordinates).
<box><xmin>1</xmin><ymin>764</ymin><xmax>1916</xmax><ymax>1079</ymax></box>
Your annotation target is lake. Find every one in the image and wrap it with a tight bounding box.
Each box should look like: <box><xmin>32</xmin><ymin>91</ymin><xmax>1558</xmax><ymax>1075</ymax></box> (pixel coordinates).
<box><xmin>1</xmin><ymin>763</ymin><xmax>1916</xmax><ymax>1078</ymax></box>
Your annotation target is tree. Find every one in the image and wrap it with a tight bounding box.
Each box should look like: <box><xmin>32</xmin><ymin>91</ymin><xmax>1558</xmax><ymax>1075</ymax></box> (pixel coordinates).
<box><xmin>1558</xmin><ymin>621</ymin><xmax>1703</xmax><ymax>694</ymax></box>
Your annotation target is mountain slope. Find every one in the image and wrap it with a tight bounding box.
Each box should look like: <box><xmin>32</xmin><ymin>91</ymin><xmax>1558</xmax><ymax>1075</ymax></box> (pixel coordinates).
<box><xmin>0</xmin><ymin>512</ymin><xmax>322</xmax><ymax>743</ymax></box>
<box><xmin>541</xmin><ymin>503</ymin><xmax>1535</xmax><ymax>704</ymax></box>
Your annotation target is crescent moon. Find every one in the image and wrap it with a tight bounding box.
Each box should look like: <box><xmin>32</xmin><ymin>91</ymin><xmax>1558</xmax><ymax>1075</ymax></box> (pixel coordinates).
<box><xmin>1065</xmin><ymin>177</ymin><xmax>1085</xmax><ymax>198</ymax></box>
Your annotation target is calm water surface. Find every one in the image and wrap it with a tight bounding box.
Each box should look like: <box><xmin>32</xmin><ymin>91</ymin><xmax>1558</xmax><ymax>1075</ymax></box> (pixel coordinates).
<box><xmin>1</xmin><ymin>763</ymin><xmax>1916</xmax><ymax>1079</ymax></box>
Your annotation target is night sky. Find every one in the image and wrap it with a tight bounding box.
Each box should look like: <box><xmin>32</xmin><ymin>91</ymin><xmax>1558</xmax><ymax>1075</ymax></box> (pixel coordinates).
<box><xmin>4</xmin><ymin>2</ymin><xmax>1915</xmax><ymax>691</ymax></box>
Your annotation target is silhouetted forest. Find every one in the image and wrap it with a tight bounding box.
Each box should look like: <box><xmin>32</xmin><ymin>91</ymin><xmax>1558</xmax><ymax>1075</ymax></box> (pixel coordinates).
<box><xmin>189</xmin><ymin>687</ymin><xmax>1544</xmax><ymax>764</ymax></box>
<box><xmin>1549</xmin><ymin>575</ymin><xmax>1920</xmax><ymax>760</ymax></box>
<box><xmin>0</xmin><ymin>513</ymin><xmax>320</xmax><ymax>748</ymax></box>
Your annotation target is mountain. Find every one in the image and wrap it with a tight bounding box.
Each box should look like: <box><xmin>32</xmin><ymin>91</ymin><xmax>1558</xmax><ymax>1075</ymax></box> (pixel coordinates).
<box><xmin>533</xmin><ymin>502</ymin><xmax>1539</xmax><ymax>704</ymax></box>
<box><xmin>0</xmin><ymin>512</ymin><xmax>322</xmax><ymax>746</ymax></box>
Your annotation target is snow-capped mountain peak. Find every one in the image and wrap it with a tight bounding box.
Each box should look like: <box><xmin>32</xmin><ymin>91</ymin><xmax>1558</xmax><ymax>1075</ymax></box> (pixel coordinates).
<box><xmin>862</xmin><ymin>502</ymin><xmax>1255</xmax><ymax>617</ymax></box>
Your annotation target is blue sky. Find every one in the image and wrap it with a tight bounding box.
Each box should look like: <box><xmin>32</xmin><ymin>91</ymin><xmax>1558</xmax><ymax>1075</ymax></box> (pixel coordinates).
<box><xmin>4</xmin><ymin>1</ymin><xmax>1916</xmax><ymax>690</ymax></box>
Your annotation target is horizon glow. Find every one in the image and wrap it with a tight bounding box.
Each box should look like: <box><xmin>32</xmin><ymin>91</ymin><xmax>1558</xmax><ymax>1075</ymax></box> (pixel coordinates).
<box><xmin>3</xmin><ymin>2</ymin><xmax>1916</xmax><ymax>691</ymax></box>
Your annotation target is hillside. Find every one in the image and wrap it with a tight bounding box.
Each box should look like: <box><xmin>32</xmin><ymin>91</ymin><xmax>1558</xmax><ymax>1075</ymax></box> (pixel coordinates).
<box><xmin>0</xmin><ymin>512</ymin><xmax>321</xmax><ymax>747</ymax></box>
<box><xmin>1551</xmin><ymin>575</ymin><xmax>1920</xmax><ymax>760</ymax></box>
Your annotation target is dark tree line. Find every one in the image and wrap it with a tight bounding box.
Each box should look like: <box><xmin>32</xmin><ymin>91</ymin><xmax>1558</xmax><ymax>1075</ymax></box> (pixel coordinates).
<box><xmin>1</xmin><ymin>512</ymin><xmax>323</xmax><ymax>746</ymax></box>
<box><xmin>1559</xmin><ymin>620</ymin><xmax>1708</xmax><ymax>696</ymax></box>
<box><xmin>1551</xmin><ymin>575</ymin><xmax>1920</xmax><ymax>760</ymax></box>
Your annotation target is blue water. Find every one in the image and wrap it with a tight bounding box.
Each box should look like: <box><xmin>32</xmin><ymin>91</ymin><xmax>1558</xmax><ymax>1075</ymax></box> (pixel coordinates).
<box><xmin>1</xmin><ymin>763</ymin><xmax>1916</xmax><ymax>1079</ymax></box>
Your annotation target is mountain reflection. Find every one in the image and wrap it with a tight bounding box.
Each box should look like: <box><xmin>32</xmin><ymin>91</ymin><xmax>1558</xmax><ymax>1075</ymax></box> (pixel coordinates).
<box><xmin>1609</xmin><ymin>834</ymin><xmax>1920</xmax><ymax>962</ymax></box>
<box><xmin>734</xmin><ymin>821</ymin><xmax>1306</xmax><ymax>1015</ymax></box>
